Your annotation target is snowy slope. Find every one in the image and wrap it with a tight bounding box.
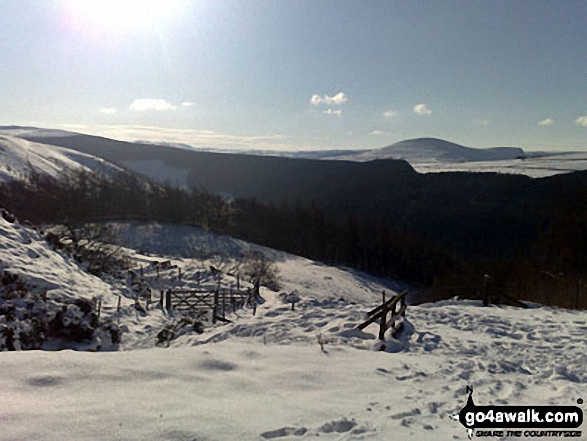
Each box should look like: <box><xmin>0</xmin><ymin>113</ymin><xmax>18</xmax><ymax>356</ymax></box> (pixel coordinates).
<box><xmin>412</xmin><ymin>151</ymin><xmax>587</xmax><ymax>178</ymax></box>
<box><xmin>335</xmin><ymin>138</ymin><xmax>525</xmax><ymax>163</ymax></box>
<box><xmin>0</xmin><ymin>215</ymin><xmax>116</xmax><ymax>304</ymax></box>
<box><xmin>1</xmin><ymin>220</ymin><xmax>586</xmax><ymax>440</ymax></box>
<box><xmin>0</xmin><ymin>135</ymin><xmax>127</xmax><ymax>184</ymax></box>
<box><xmin>1</xmin><ymin>301</ymin><xmax>585</xmax><ymax>440</ymax></box>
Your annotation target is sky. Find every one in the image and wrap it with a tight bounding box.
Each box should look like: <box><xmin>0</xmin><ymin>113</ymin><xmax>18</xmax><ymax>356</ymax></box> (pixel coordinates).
<box><xmin>0</xmin><ymin>0</ymin><xmax>586</xmax><ymax>152</ymax></box>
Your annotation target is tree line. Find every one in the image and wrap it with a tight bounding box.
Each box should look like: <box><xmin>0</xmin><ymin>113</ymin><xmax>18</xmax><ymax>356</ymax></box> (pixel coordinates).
<box><xmin>1</xmin><ymin>166</ymin><xmax>585</xmax><ymax>309</ymax></box>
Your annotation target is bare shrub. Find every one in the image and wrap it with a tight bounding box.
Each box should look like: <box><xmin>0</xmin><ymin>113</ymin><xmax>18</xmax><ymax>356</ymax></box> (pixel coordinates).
<box><xmin>240</xmin><ymin>250</ymin><xmax>280</xmax><ymax>291</ymax></box>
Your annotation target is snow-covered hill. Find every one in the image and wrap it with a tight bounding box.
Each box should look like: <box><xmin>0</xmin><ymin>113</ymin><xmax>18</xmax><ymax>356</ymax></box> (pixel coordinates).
<box><xmin>1</xmin><ymin>218</ymin><xmax>585</xmax><ymax>440</ymax></box>
<box><xmin>0</xmin><ymin>135</ymin><xmax>127</xmax><ymax>184</ymax></box>
<box><xmin>334</xmin><ymin>138</ymin><xmax>525</xmax><ymax>163</ymax></box>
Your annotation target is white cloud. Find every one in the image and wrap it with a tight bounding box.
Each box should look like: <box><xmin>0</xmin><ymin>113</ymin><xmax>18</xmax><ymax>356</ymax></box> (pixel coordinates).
<box><xmin>576</xmin><ymin>116</ymin><xmax>587</xmax><ymax>127</ymax></box>
<box><xmin>322</xmin><ymin>108</ymin><xmax>342</xmax><ymax>116</ymax></box>
<box><xmin>181</xmin><ymin>101</ymin><xmax>195</xmax><ymax>107</ymax></box>
<box><xmin>383</xmin><ymin>110</ymin><xmax>397</xmax><ymax>118</ymax></box>
<box><xmin>413</xmin><ymin>103</ymin><xmax>432</xmax><ymax>116</ymax></box>
<box><xmin>368</xmin><ymin>130</ymin><xmax>384</xmax><ymax>136</ymax></box>
<box><xmin>310</xmin><ymin>92</ymin><xmax>348</xmax><ymax>106</ymax></box>
<box><xmin>129</xmin><ymin>98</ymin><xmax>176</xmax><ymax>112</ymax></box>
<box><xmin>539</xmin><ymin>118</ymin><xmax>554</xmax><ymax>126</ymax></box>
<box><xmin>99</xmin><ymin>107</ymin><xmax>117</xmax><ymax>114</ymax></box>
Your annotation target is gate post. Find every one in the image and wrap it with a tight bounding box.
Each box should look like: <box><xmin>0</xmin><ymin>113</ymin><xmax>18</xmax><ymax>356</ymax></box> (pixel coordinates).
<box><xmin>165</xmin><ymin>290</ymin><xmax>172</xmax><ymax>313</ymax></box>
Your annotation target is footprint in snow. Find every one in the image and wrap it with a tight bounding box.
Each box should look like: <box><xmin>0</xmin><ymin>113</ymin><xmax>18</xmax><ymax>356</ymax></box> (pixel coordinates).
<box><xmin>26</xmin><ymin>375</ymin><xmax>65</xmax><ymax>387</ymax></box>
<box><xmin>260</xmin><ymin>427</ymin><xmax>307</xmax><ymax>439</ymax></box>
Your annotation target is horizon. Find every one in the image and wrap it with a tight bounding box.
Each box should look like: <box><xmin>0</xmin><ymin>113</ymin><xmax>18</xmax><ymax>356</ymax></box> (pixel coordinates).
<box><xmin>1</xmin><ymin>1</ymin><xmax>586</xmax><ymax>152</ymax></box>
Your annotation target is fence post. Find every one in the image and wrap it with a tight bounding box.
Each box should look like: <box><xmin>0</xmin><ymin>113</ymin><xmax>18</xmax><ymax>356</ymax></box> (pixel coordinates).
<box><xmin>178</xmin><ymin>267</ymin><xmax>182</xmax><ymax>281</ymax></box>
<box><xmin>378</xmin><ymin>301</ymin><xmax>388</xmax><ymax>340</ymax></box>
<box><xmin>156</xmin><ymin>265</ymin><xmax>159</xmax><ymax>280</ymax></box>
<box><xmin>97</xmin><ymin>299</ymin><xmax>102</xmax><ymax>320</ymax></box>
<box><xmin>482</xmin><ymin>274</ymin><xmax>490</xmax><ymax>305</ymax></box>
<box><xmin>213</xmin><ymin>290</ymin><xmax>219</xmax><ymax>324</ymax></box>
<box><xmin>222</xmin><ymin>289</ymin><xmax>226</xmax><ymax>319</ymax></box>
<box><xmin>165</xmin><ymin>290</ymin><xmax>171</xmax><ymax>313</ymax></box>
<box><xmin>253</xmin><ymin>278</ymin><xmax>259</xmax><ymax>315</ymax></box>
<box><xmin>117</xmin><ymin>295</ymin><xmax>121</xmax><ymax>312</ymax></box>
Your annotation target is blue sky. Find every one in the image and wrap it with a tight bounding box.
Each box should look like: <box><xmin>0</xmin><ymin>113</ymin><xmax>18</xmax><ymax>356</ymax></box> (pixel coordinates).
<box><xmin>1</xmin><ymin>0</ymin><xmax>585</xmax><ymax>151</ymax></box>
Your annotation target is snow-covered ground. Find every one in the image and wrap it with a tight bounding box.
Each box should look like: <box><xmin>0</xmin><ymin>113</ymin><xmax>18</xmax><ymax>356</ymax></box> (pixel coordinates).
<box><xmin>0</xmin><ymin>134</ymin><xmax>126</xmax><ymax>184</ymax></box>
<box><xmin>1</xmin><ymin>220</ymin><xmax>586</xmax><ymax>440</ymax></box>
<box><xmin>411</xmin><ymin>152</ymin><xmax>587</xmax><ymax>178</ymax></box>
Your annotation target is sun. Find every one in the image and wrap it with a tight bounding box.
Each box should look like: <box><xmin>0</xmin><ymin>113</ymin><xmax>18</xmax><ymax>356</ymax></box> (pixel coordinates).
<box><xmin>64</xmin><ymin>0</ymin><xmax>186</xmax><ymax>36</ymax></box>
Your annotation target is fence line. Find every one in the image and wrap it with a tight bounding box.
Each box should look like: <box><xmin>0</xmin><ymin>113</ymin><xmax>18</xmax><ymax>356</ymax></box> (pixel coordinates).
<box><xmin>358</xmin><ymin>289</ymin><xmax>408</xmax><ymax>340</ymax></box>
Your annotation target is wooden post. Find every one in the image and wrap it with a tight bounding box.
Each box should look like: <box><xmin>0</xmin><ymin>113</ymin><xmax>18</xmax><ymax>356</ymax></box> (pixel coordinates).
<box><xmin>231</xmin><ymin>287</ymin><xmax>235</xmax><ymax>311</ymax></box>
<box><xmin>237</xmin><ymin>274</ymin><xmax>240</xmax><ymax>291</ymax></box>
<box><xmin>159</xmin><ymin>290</ymin><xmax>164</xmax><ymax>308</ymax></box>
<box><xmin>222</xmin><ymin>289</ymin><xmax>226</xmax><ymax>319</ymax></box>
<box><xmin>165</xmin><ymin>290</ymin><xmax>171</xmax><ymax>313</ymax></box>
<box><xmin>213</xmin><ymin>290</ymin><xmax>219</xmax><ymax>324</ymax></box>
<box><xmin>379</xmin><ymin>301</ymin><xmax>388</xmax><ymax>340</ymax></box>
<box><xmin>117</xmin><ymin>295</ymin><xmax>121</xmax><ymax>312</ymax></box>
<box><xmin>156</xmin><ymin>265</ymin><xmax>159</xmax><ymax>280</ymax></box>
<box><xmin>97</xmin><ymin>299</ymin><xmax>102</xmax><ymax>319</ymax></box>
<box><xmin>253</xmin><ymin>278</ymin><xmax>259</xmax><ymax>315</ymax></box>
<box><xmin>482</xmin><ymin>275</ymin><xmax>490</xmax><ymax>305</ymax></box>
<box><xmin>140</xmin><ymin>266</ymin><xmax>143</xmax><ymax>277</ymax></box>
<box><xmin>178</xmin><ymin>267</ymin><xmax>182</xmax><ymax>281</ymax></box>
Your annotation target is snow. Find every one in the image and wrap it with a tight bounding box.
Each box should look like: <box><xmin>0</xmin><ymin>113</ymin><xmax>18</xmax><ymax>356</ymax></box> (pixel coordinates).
<box><xmin>0</xmin><ymin>215</ymin><xmax>115</xmax><ymax>305</ymax></box>
<box><xmin>1</xmin><ymin>219</ymin><xmax>586</xmax><ymax>440</ymax></box>
<box><xmin>2</xmin><ymin>302</ymin><xmax>585</xmax><ymax>440</ymax></box>
<box><xmin>335</xmin><ymin>138</ymin><xmax>526</xmax><ymax>164</ymax></box>
<box><xmin>411</xmin><ymin>152</ymin><xmax>587</xmax><ymax>178</ymax></box>
<box><xmin>0</xmin><ymin>135</ymin><xmax>126</xmax><ymax>184</ymax></box>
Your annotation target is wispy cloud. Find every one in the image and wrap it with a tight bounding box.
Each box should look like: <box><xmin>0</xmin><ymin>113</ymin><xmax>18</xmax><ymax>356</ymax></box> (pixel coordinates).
<box><xmin>181</xmin><ymin>101</ymin><xmax>195</xmax><ymax>107</ymax></box>
<box><xmin>310</xmin><ymin>92</ymin><xmax>348</xmax><ymax>106</ymax></box>
<box><xmin>576</xmin><ymin>116</ymin><xmax>587</xmax><ymax>127</ymax></box>
<box><xmin>129</xmin><ymin>98</ymin><xmax>176</xmax><ymax>112</ymax></box>
<box><xmin>55</xmin><ymin>124</ymin><xmax>316</xmax><ymax>151</ymax></box>
<box><xmin>383</xmin><ymin>110</ymin><xmax>397</xmax><ymax>118</ymax></box>
<box><xmin>99</xmin><ymin>107</ymin><xmax>117</xmax><ymax>114</ymax></box>
<box><xmin>539</xmin><ymin>118</ymin><xmax>554</xmax><ymax>126</ymax></box>
<box><xmin>368</xmin><ymin>130</ymin><xmax>384</xmax><ymax>136</ymax></box>
<box><xmin>413</xmin><ymin>103</ymin><xmax>432</xmax><ymax>116</ymax></box>
<box><xmin>322</xmin><ymin>108</ymin><xmax>342</xmax><ymax>116</ymax></box>
<box><xmin>473</xmin><ymin>118</ymin><xmax>490</xmax><ymax>126</ymax></box>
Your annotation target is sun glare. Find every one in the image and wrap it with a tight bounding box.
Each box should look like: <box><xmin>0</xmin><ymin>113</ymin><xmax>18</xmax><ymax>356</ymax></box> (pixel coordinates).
<box><xmin>64</xmin><ymin>0</ymin><xmax>186</xmax><ymax>36</ymax></box>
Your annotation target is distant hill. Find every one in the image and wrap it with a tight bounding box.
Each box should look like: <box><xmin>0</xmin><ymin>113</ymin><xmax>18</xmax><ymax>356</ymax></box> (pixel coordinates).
<box><xmin>332</xmin><ymin>138</ymin><xmax>526</xmax><ymax>163</ymax></box>
<box><xmin>3</xmin><ymin>125</ymin><xmax>587</xmax><ymax>264</ymax></box>
<box><xmin>0</xmin><ymin>134</ymin><xmax>127</xmax><ymax>184</ymax></box>
<box><xmin>10</xmin><ymin>130</ymin><xmax>417</xmax><ymax>207</ymax></box>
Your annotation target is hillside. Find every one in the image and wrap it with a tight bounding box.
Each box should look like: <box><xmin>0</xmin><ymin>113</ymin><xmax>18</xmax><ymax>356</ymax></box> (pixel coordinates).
<box><xmin>0</xmin><ymin>135</ymin><xmax>127</xmax><ymax>184</ymax></box>
<box><xmin>4</xmin><ymin>127</ymin><xmax>587</xmax><ymax>262</ymax></box>
<box><xmin>1</xmin><ymin>217</ymin><xmax>585</xmax><ymax>440</ymax></box>
<box><xmin>336</xmin><ymin>138</ymin><xmax>526</xmax><ymax>163</ymax></box>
